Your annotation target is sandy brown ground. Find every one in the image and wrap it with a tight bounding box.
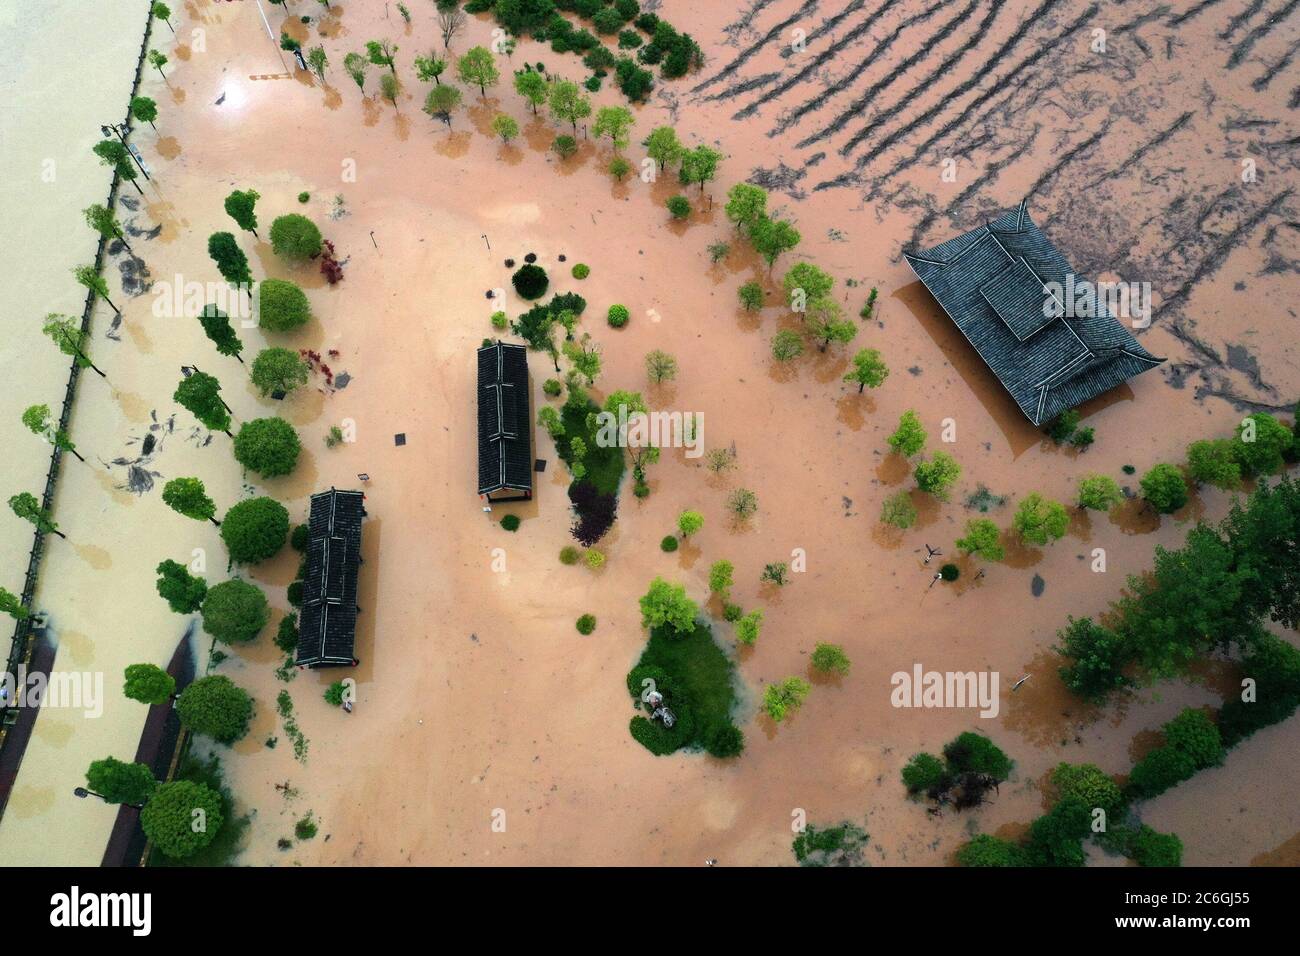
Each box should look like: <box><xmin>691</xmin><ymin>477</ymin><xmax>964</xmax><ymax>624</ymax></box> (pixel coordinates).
<box><xmin>3</xmin><ymin>0</ymin><xmax>1298</xmax><ymax>865</ymax></box>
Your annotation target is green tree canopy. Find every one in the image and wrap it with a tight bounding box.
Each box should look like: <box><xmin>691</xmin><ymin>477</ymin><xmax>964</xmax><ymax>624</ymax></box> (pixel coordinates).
<box><xmin>155</xmin><ymin>559</ymin><xmax>207</xmax><ymax>614</ymax></box>
<box><xmin>548</xmin><ymin>79</ymin><xmax>592</xmax><ymax>132</ymax></box>
<box><xmin>1186</xmin><ymin>438</ymin><xmax>1241</xmax><ymax>490</ymax></box>
<box><xmin>250</xmin><ymin>347</ymin><xmax>309</xmax><ymax>396</ymax></box>
<box><xmin>162</xmin><ymin>477</ymin><xmax>217</xmax><ymax>524</ymax></box>
<box><xmin>220</xmin><ymin>497</ymin><xmax>290</xmax><ymax>564</ymax></box>
<box><xmin>1139</xmin><ymin>463</ymin><xmax>1188</xmax><ymax>514</ymax></box>
<box><xmin>762</xmin><ymin>677</ymin><xmax>810</xmax><ymax>722</ymax></box>
<box><xmin>956</xmin><ymin>518</ymin><xmax>1004</xmax><ymax>561</ymax></box>
<box><xmin>811</xmin><ymin>642</ymin><xmax>851</xmax><ymax>675</ymax></box>
<box><xmin>513</xmin><ymin>68</ymin><xmax>547</xmax><ymax>113</ymax></box>
<box><xmin>124</xmin><ymin>662</ymin><xmax>176</xmax><ymax>705</ymax></box>
<box><xmin>888</xmin><ymin>410</ymin><xmax>927</xmax><ymax>457</ymax></box>
<box><xmin>593</xmin><ymin>105</ymin><xmax>635</xmax><ymax>152</ymax></box>
<box><xmin>1077</xmin><ymin>474</ymin><xmax>1123</xmax><ymax>512</ymax></box>
<box><xmin>198</xmin><ymin>305</ymin><xmax>244</xmax><ymax>363</ymax></box>
<box><xmin>724</xmin><ymin>182</ymin><xmax>767</xmax><ymax>233</ymax></box>
<box><xmin>257</xmin><ymin>278</ymin><xmax>311</xmax><ymax>332</ymax></box>
<box><xmin>233</xmin><ymin>417</ymin><xmax>302</xmax><ymax>478</ymax></box>
<box><xmin>207</xmin><ymin>232</ymin><xmax>253</xmax><ymax>289</ymax></box>
<box><xmin>644</xmin><ymin>125</ymin><xmax>683</xmax><ymax>170</ymax></box>
<box><xmin>141</xmin><ymin>780</ymin><xmax>224</xmax><ymax>859</ymax></box>
<box><xmin>1013</xmin><ymin>493</ymin><xmax>1069</xmax><ymax>546</ymax></box>
<box><xmin>268</xmin><ymin>214</ymin><xmax>323</xmax><ymax>262</ymax></box>
<box><xmin>914</xmin><ymin>451</ymin><xmax>961</xmax><ymax>500</ymax></box>
<box><xmin>223</xmin><ymin>189</ymin><xmax>260</xmax><ymax>237</ymax></box>
<box><xmin>844</xmin><ymin>348</ymin><xmax>888</xmax><ymax>393</ymax></box>
<box><xmin>200</xmin><ymin>580</ymin><xmax>269</xmax><ymax>645</ymax></box>
<box><xmin>174</xmin><ymin>371</ymin><xmax>231</xmax><ymax>433</ymax></box>
<box><xmin>457</xmin><ymin>45</ymin><xmax>499</xmax><ymax>96</ymax></box>
<box><xmin>639</xmin><ymin>577</ymin><xmax>698</xmax><ymax>634</ymax></box>
<box><xmin>86</xmin><ymin>757</ymin><xmax>157</xmax><ymax>805</ymax></box>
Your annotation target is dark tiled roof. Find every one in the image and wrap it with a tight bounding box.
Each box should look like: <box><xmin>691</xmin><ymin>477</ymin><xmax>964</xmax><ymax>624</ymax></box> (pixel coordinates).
<box><xmin>295</xmin><ymin>488</ymin><xmax>365</xmax><ymax>667</ymax></box>
<box><xmin>904</xmin><ymin>200</ymin><xmax>1164</xmax><ymax>425</ymax></box>
<box><xmin>477</xmin><ymin>342</ymin><xmax>533</xmax><ymax>495</ymax></box>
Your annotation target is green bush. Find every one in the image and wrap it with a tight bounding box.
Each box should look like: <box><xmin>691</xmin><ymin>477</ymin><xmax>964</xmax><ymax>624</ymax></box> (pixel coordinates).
<box><xmin>901</xmin><ymin>752</ymin><xmax>947</xmax><ymax>794</ymax></box>
<box><xmin>511</xmin><ymin>263</ymin><xmax>549</xmax><ymax>300</ymax></box>
<box><xmin>1126</xmin><ymin>745</ymin><xmax>1197</xmax><ymax>799</ymax></box>
<box><xmin>956</xmin><ymin>834</ymin><xmax>1027</xmax><ymax>867</ymax></box>
<box><xmin>607</xmin><ymin>304</ymin><xmax>629</xmax><ymax>328</ymax></box>
<box><xmin>287</xmin><ymin>580</ymin><xmax>304</xmax><ymax>607</ymax></box>
<box><xmin>500</xmin><ymin>513</ymin><xmax>521</xmax><ymax>532</ymax></box>
<box><xmin>1051</xmin><ymin>763</ymin><xmax>1125</xmax><ymax>818</ymax></box>
<box><xmin>141</xmin><ymin>780</ymin><xmax>224</xmax><ymax>860</ymax></box>
<box><xmin>660</xmin><ymin>535</ymin><xmax>678</xmax><ymax>552</ymax></box>
<box><xmin>220</xmin><ymin>496</ymin><xmax>289</xmax><ymax>564</ymax></box>
<box><xmin>626</xmin><ymin>621</ymin><xmax>739</xmax><ymax>756</ymax></box>
<box><xmin>543</xmin><ymin>378</ymin><xmax>563</xmax><ymax>397</ymax></box>
<box><xmin>1130</xmin><ymin>825</ymin><xmax>1183</xmax><ymax>867</ymax></box>
<box><xmin>290</xmin><ymin>523</ymin><xmax>309</xmax><ymax>552</ymax></box>
<box><xmin>233</xmin><ymin>417</ymin><xmax>301</xmax><ymax>478</ymax></box>
<box><xmin>275</xmin><ymin>614</ymin><xmax>299</xmax><ymax>654</ymax></box>
<box><xmin>571</xmin><ymin>263</ymin><xmax>590</xmax><ymax>279</ymax></box>
<box><xmin>257</xmin><ymin>279</ymin><xmax>312</xmax><ymax>332</ymax></box>
<box><xmin>706</xmin><ymin>724</ymin><xmax>744</xmax><ymax>758</ymax></box>
<box><xmin>123</xmin><ymin>662</ymin><xmax>176</xmax><ymax>705</ymax></box>
<box><xmin>559</xmin><ymin>546</ymin><xmax>580</xmax><ymax>565</ymax></box>
<box><xmin>324</xmin><ymin>681</ymin><xmax>347</xmax><ymax>707</ymax></box>
<box><xmin>666</xmin><ymin>195</ymin><xmax>691</xmax><ymax>219</ymax></box>
<box><xmin>86</xmin><ymin>757</ymin><xmax>157</xmax><ymax>805</ymax></box>
<box><xmin>268</xmin><ymin>213</ymin><xmax>323</xmax><ymax>261</ymax></box>
<box><xmin>576</xmin><ymin>613</ymin><xmax>596</xmax><ymax>635</ymax></box>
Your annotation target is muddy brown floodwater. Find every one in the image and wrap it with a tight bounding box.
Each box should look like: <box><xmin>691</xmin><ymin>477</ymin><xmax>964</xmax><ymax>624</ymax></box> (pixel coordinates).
<box><xmin>5</xmin><ymin>0</ymin><xmax>1298</xmax><ymax>865</ymax></box>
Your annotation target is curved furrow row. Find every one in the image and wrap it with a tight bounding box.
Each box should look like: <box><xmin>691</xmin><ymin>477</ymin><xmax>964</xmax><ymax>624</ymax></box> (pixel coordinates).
<box><xmin>1168</xmin><ymin>0</ymin><xmax>1231</xmax><ymax>26</ymax></box>
<box><xmin>778</xmin><ymin>0</ymin><xmax>870</xmax><ymax>60</ymax></box>
<box><xmin>725</xmin><ymin>0</ymin><xmax>907</xmax><ymax>115</ymax></box>
<box><xmin>1253</xmin><ymin>34</ymin><xmax>1300</xmax><ymax>88</ymax></box>
<box><xmin>1227</xmin><ymin>0</ymin><xmax>1300</xmax><ymax>69</ymax></box>
<box><xmin>837</xmin><ymin>0</ymin><xmax>1006</xmax><ymax>157</ymax></box>
<box><xmin>1084</xmin><ymin>111</ymin><xmax>1194</xmax><ymax>190</ymax></box>
<box><xmin>1219</xmin><ymin>0</ymin><xmax>1269</xmax><ymax>38</ymax></box>
<box><xmin>904</xmin><ymin>128</ymin><xmax>1043</xmax><ymax>253</ymax></box>
<box><xmin>1155</xmin><ymin>189</ymin><xmax>1293</xmax><ymax>319</ymax></box>
<box><xmin>775</xmin><ymin>0</ymin><xmax>950</xmax><ymax>143</ymax></box>
<box><xmin>693</xmin><ymin>0</ymin><xmax>820</xmax><ymax>95</ymax></box>
<box><xmin>816</xmin><ymin>0</ymin><xmax>1080</xmax><ymax>189</ymax></box>
<box><xmin>1023</xmin><ymin>121</ymin><xmax>1113</xmax><ymax>201</ymax></box>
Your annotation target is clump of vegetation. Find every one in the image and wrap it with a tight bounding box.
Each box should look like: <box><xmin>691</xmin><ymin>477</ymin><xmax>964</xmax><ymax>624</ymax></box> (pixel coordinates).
<box><xmin>500</xmin><ymin>513</ymin><xmax>521</xmax><ymax>532</ymax></box>
<box><xmin>221</xmin><ymin>497</ymin><xmax>289</xmax><ymax>564</ymax></box>
<box><xmin>576</xmin><ymin>614</ymin><xmax>597</xmax><ymax>635</ymax></box>
<box><xmin>902</xmin><ymin>732</ymin><xmax>1013</xmax><ymax>810</ymax></box>
<box><xmin>666</xmin><ymin>195</ymin><xmax>691</xmax><ymax>219</ymax></box>
<box><xmin>269</xmin><ymin>213</ymin><xmax>323</xmax><ymax>262</ymax></box>
<box><xmin>660</xmin><ymin>535</ymin><xmax>678</xmax><ymax>553</ymax></box>
<box><xmin>511</xmin><ymin>263</ymin><xmax>549</xmax><ymax>300</ymax></box>
<box><xmin>559</xmin><ymin>546</ymin><xmax>580</xmax><ymax>565</ymax></box>
<box><xmin>738</xmin><ymin>281</ymin><xmax>764</xmax><ymax>311</ymax></box>
<box><xmin>880</xmin><ymin>491</ymin><xmax>917</xmax><ymax>530</ymax></box>
<box><xmin>626</xmin><ymin>619</ymin><xmax>743</xmax><ymax>758</ymax></box>
<box><xmin>571</xmin><ymin>263</ymin><xmax>590</xmax><ymax>279</ymax></box>
<box><xmin>294</xmin><ymin>813</ymin><xmax>318</xmax><ymax>840</ymax></box>
<box><xmin>762</xmin><ymin>677</ymin><xmax>810</xmax><ymax>722</ymax></box>
<box><xmin>176</xmin><ymin>675</ymin><xmax>254</xmax><ymax>744</ymax></box>
<box><xmin>792</xmin><ymin>821</ymin><xmax>870</xmax><ymax>867</ymax></box>
<box><xmin>811</xmin><ymin>642</ymin><xmax>851</xmax><ymax>676</ymax></box>
<box><xmin>607</xmin><ymin>304</ymin><xmax>630</xmax><ymax>328</ymax></box>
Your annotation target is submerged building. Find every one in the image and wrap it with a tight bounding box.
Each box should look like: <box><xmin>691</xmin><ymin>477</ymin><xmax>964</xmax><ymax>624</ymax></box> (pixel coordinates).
<box><xmin>904</xmin><ymin>200</ymin><xmax>1163</xmax><ymax>426</ymax></box>
<box><xmin>295</xmin><ymin>488</ymin><xmax>366</xmax><ymax>668</ymax></box>
<box><xmin>477</xmin><ymin>341</ymin><xmax>533</xmax><ymax>501</ymax></box>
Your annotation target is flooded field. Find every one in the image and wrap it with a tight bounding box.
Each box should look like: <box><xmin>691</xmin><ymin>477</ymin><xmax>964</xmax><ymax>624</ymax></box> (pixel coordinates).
<box><xmin>2</xmin><ymin>0</ymin><xmax>1297</xmax><ymax>866</ymax></box>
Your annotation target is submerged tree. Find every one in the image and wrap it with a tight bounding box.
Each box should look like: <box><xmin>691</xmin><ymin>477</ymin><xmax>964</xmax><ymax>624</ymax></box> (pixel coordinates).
<box><xmin>424</xmin><ymin>84</ymin><xmax>463</xmax><ymax>129</ymax></box>
<box><xmin>207</xmin><ymin>232</ymin><xmax>253</xmax><ymax>297</ymax></box>
<box><xmin>457</xmin><ymin>45</ymin><xmax>499</xmax><ymax>98</ymax></box>
<box><xmin>593</xmin><ymin>105</ymin><xmax>635</xmax><ymax>153</ymax></box>
<box><xmin>307</xmin><ymin>46</ymin><xmax>329</xmax><ymax>83</ymax></box>
<box><xmin>1013</xmin><ymin>493</ymin><xmax>1069</xmax><ymax>546</ymax></box>
<box><xmin>43</xmin><ymin>314</ymin><xmax>106</xmax><ymax>378</ymax></box>
<box><xmin>92</xmin><ymin>140</ymin><xmax>141</xmax><ymax>195</ymax></box>
<box><xmin>162</xmin><ymin>477</ymin><xmax>219</xmax><ymax>526</ymax></box>
<box><xmin>888</xmin><ymin>410</ymin><xmax>927</xmax><ymax>458</ymax></box>
<box><xmin>415</xmin><ymin>54</ymin><xmax>446</xmax><ymax>85</ymax></box>
<box><xmin>155</xmin><ymin>559</ymin><xmax>207</xmax><ymax>615</ymax></box>
<box><xmin>174</xmin><ymin>370</ymin><xmax>232</xmax><ymax>435</ymax></box>
<box><xmin>124</xmin><ymin>661</ymin><xmax>177</xmax><ymax>704</ymax></box>
<box><xmin>644</xmin><ymin>125</ymin><xmax>683</xmax><ymax>171</ymax></box>
<box><xmin>85</xmin><ymin>757</ymin><xmax>156</xmax><ymax>805</ymax></box>
<box><xmin>198</xmin><ymin>305</ymin><xmax>244</xmax><ymax>364</ymax></box>
<box><xmin>763</xmin><ymin>677</ymin><xmax>810</xmax><ymax>722</ymax></box>
<box><xmin>22</xmin><ymin>404</ymin><xmax>84</xmax><ymax>463</ymax></box>
<box><xmin>73</xmin><ymin>264</ymin><xmax>119</xmax><ymax>315</ymax></box>
<box><xmin>956</xmin><ymin>518</ymin><xmax>1003</xmax><ymax>562</ymax></box>
<box><xmin>549</xmin><ymin>80</ymin><xmax>592</xmax><ymax>134</ymax></box>
<box><xmin>366</xmin><ymin>39</ymin><xmax>399</xmax><ymax>74</ymax></box>
<box><xmin>83</xmin><ymin>203</ymin><xmax>133</xmax><ymax>253</ymax></box>
<box><xmin>844</xmin><ymin>348</ymin><xmax>888</xmax><ymax>393</ymax></box>
<box><xmin>514</xmin><ymin>68</ymin><xmax>547</xmax><ymax>113</ymax></box>
<box><xmin>223</xmin><ymin>189</ymin><xmax>260</xmax><ymax>239</ymax></box>
<box><xmin>0</xmin><ymin>587</ymin><xmax>30</xmax><ymax>622</ymax></box>
<box><xmin>343</xmin><ymin>52</ymin><xmax>368</xmax><ymax>93</ymax></box>
<box><xmin>130</xmin><ymin>95</ymin><xmax>159</xmax><ymax>131</ymax></box>
<box><xmin>9</xmin><ymin>492</ymin><xmax>64</xmax><ymax>539</ymax></box>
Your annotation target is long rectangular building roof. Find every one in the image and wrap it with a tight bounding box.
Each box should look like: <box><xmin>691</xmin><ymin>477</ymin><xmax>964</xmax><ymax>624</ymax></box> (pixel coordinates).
<box><xmin>295</xmin><ymin>488</ymin><xmax>365</xmax><ymax>668</ymax></box>
<box><xmin>477</xmin><ymin>342</ymin><xmax>532</xmax><ymax>496</ymax></box>
<box><xmin>903</xmin><ymin>200</ymin><xmax>1164</xmax><ymax>425</ymax></box>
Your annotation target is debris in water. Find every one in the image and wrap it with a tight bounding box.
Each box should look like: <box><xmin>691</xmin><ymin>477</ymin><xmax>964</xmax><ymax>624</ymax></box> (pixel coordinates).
<box><xmin>1031</xmin><ymin>574</ymin><xmax>1046</xmax><ymax>597</ymax></box>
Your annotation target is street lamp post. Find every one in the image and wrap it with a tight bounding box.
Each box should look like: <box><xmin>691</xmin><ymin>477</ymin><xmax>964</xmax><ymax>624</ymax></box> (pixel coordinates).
<box><xmin>100</xmin><ymin>124</ymin><xmax>150</xmax><ymax>181</ymax></box>
<box><xmin>74</xmin><ymin>787</ymin><xmax>143</xmax><ymax>810</ymax></box>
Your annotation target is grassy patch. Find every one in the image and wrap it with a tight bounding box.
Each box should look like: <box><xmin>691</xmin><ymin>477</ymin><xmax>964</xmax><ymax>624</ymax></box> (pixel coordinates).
<box><xmin>149</xmin><ymin>751</ymin><xmax>249</xmax><ymax>867</ymax></box>
<box><xmin>558</xmin><ymin>396</ymin><xmax>625</xmax><ymax>495</ymax></box>
<box><xmin>626</xmin><ymin>621</ymin><xmax>742</xmax><ymax>757</ymax></box>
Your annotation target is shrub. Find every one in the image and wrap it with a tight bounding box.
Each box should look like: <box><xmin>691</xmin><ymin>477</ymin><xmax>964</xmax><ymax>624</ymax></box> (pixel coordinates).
<box><xmin>1187</xmin><ymin>438</ymin><xmax>1242</xmax><ymax>489</ymax></box>
<box><xmin>176</xmin><ymin>675</ymin><xmax>253</xmax><ymax>744</ymax></box>
<box><xmin>297</xmin><ymin>191</ymin><xmax>310</xmax><ymax>203</ymax></box>
<box><xmin>1162</xmin><ymin>708</ymin><xmax>1224</xmax><ymax>769</ymax></box>
<box><xmin>552</xmin><ymin>134</ymin><xmax>578</xmax><ymax>158</ymax></box>
<box><xmin>607</xmin><ymin>304</ymin><xmax>630</xmax><ymax>328</ymax></box>
<box><xmin>1077</xmin><ymin>474</ymin><xmax>1123</xmax><ymax>512</ymax></box>
<box><xmin>957</xmin><ymin>834</ymin><xmax>1026</xmax><ymax>867</ymax></box>
<box><xmin>1055</xmin><ymin>616</ymin><xmax>1130</xmax><ymax>700</ymax></box>
<box><xmin>569</xmin><ymin>481</ymin><xmax>618</xmax><ymax>546</ymax></box>
<box><xmin>1139</xmin><ymin>463</ymin><xmax>1189</xmax><ymax>514</ymax></box>
<box><xmin>1126</xmin><ymin>745</ymin><xmax>1196</xmax><ymax>799</ymax></box>
<box><xmin>901</xmin><ymin>752</ymin><xmax>948</xmax><ymax>794</ymax></box>
<box><xmin>200</xmin><ymin>579</ymin><xmax>269</xmax><ymax>644</ymax></box>
<box><xmin>706</xmin><ymin>724</ymin><xmax>744</xmax><ymax>758</ymax></box>
<box><xmin>939</xmin><ymin>562</ymin><xmax>959</xmax><ymax>581</ymax></box>
<box><xmin>738</xmin><ymin>281</ymin><xmax>764</xmax><ymax>311</ymax></box>
<box><xmin>1233</xmin><ymin>412</ymin><xmax>1292</xmax><ymax>476</ymax></box>
<box><xmin>727</xmin><ymin>487</ymin><xmax>758</xmax><ymax>521</ymax></box>
<box><xmin>559</xmin><ymin>546</ymin><xmax>581</xmax><ymax>565</ymax></box>
<box><xmin>221</xmin><ymin>496</ymin><xmax>289</xmax><ymax>564</ymax></box>
<box><xmin>141</xmin><ymin>780</ymin><xmax>224</xmax><ymax>859</ymax></box>
<box><xmin>762</xmin><ymin>677</ymin><xmax>810</xmax><ymax>722</ymax></box>
<box><xmin>268</xmin><ymin>213</ymin><xmax>323</xmax><ymax>261</ymax></box>
<box><xmin>1045</xmin><ymin>409</ymin><xmax>1081</xmax><ymax>444</ymax></box>
<box><xmin>275</xmin><ymin>614</ymin><xmax>299</xmax><ymax>654</ymax></box>
<box><xmin>666</xmin><ymin>195</ymin><xmax>691</xmax><ymax>219</ymax></box>
<box><xmin>290</xmin><ymin>523</ymin><xmax>310</xmax><ymax>552</ymax></box>
<box><xmin>500</xmin><ymin>513</ymin><xmax>521</xmax><ymax>532</ymax></box>
<box><xmin>576</xmin><ymin>614</ymin><xmax>597</xmax><ymax>635</ymax></box>
<box><xmin>1130</xmin><ymin>825</ymin><xmax>1183</xmax><ymax>867</ymax></box>
<box><xmin>324</xmin><ymin>681</ymin><xmax>347</xmax><ymax>707</ymax></box>
<box><xmin>584</xmin><ymin>549</ymin><xmax>605</xmax><ymax>570</ymax></box>
<box><xmin>571</xmin><ymin>263</ymin><xmax>590</xmax><ymax>279</ymax></box>
<box><xmin>233</xmin><ymin>417</ymin><xmax>301</xmax><ymax>478</ymax></box>
<box><xmin>609</xmin><ymin>155</ymin><xmax>631</xmax><ymax>179</ymax></box>
<box><xmin>914</xmin><ymin>451</ymin><xmax>961</xmax><ymax>500</ymax></box>
<box><xmin>295</xmin><ymin>814</ymin><xmax>318</xmax><ymax>840</ymax></box>
<box><xmin>511</xmin><ymin>264</ymin><xmax>549</xmax><ymax>300</ymax></box>
<box><xmin>943</xmin><ymin>732</ymin><xmax>1013</xmax><ymax>780</ymax></box>
<box><xmin>614</xmin><ymin>56</ymin><xmax>654</xmax><ymax>100</ymax></box>
<box><xmin>880</xmin><ymin>490</ymin><xmax>917</xmax><ymax>529</ymax></box>
<box><xmin>1050</xmin><ymin>763</ymin><xmax>1124</xmax><ymax>818</ymax></box>
<box><xmin>722</xmin><ymin>602</ymin><xmax>743</xmax><ymax>622</ymax></box>
<box><xmin>256</xmin><ymin>280</ymin><xmax>313</xmax><ymax>336</ymax></box>
<box><xmin>287</xmin><ymin>581</ymin><xmax>303</xmax><ymax>607</ymax></box>
<box><xmin>1013</xmin><ymin>493</ymin><xmax>1069</xmax><ymax>546</ymax></box>
<box><xmin>618</xmin><ymin>28</ymin><xmax>643</xmax><ymax>49</ymax></box>
<box><xmin>812</xmin><ymin>642</ymin><xmax>851</xmax><ymax>675</ymax></box>
<box><xmin>251</xmin><ymin>348</ymin><xmax>309</xmax><ymax>396</ymax></box>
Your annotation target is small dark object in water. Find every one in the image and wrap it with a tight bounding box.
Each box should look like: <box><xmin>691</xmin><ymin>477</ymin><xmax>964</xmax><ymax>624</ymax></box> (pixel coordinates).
<box><xmin>394</xmin><ymin>433</ymin><xmax>406</xmax><ymax>447</ymax></box>
<box><xmin>1031</xmin><ymin>574</ymin><xmax>1045</xmax><ymax>597</ymax></box>
<box><xmin>504</xmin><ymin>258</ymin><xmax>515</xmax><ymax>268</ymax></box>
<box><xmin>558</xmin><ymin>254</ymin><xmax>567</xmax><ymax>262</ymax></box>
<box><xmin>485</xmin><ymin>289</ymin><xmax>494</xmax><ymax>299</ymax></box>
<box><xmin>141</xmin><ymin>433</ymin><xmax>156</xmax><ymax>456</ymax></box>
<box><xmin>524</xmin><ymin>252</ymin><xmax>537</xmax><ymax>263</ymax></box>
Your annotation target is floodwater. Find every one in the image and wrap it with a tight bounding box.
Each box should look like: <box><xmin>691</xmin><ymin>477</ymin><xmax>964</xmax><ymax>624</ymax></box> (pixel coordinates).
<box><xmin>2</xmin><ymin>0</ymin><xmax>1297</xmax><ymax>865</ymax></box>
